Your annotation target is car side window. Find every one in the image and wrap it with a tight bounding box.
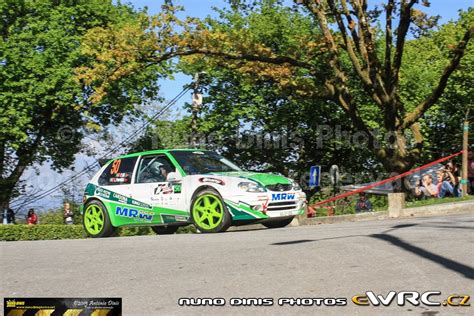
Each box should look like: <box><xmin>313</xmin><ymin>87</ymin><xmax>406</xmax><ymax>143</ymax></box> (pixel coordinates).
<box><xmin>98</xmin><ymin>157</ymin><xmax>137</xmax><ymax>186</ymax></box>
<box><xmin>136</xmin><ymin>155</ymin><xmax>175</xmax><ymax>184</ymax></box>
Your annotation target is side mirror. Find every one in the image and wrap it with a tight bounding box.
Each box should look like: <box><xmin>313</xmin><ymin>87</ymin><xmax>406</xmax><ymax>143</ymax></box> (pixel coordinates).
<box><xmin>166</xmin><ymin>172</ymin><xmax>183</xmax><ymax>183</ymax></box>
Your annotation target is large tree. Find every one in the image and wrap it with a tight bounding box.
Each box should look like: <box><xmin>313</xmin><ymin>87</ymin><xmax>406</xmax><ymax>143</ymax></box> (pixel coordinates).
<box><xmin>187</xmin><ymin>0</ymin><xmax>473</xmax><ymax>174</ymax></box>
<box><xmin>78</xmin><ymin>0</ymin><xmax>472</xmax><ymax>177</ymax></box>
<box><xmin>194</xmin><ymin>3</ymin><xmax>473</xmax><ymax>171</ymax></box>
<box><xmin>0</xmin><ymin>0</ymin><xmax>165</xmax><ymax>209</ymax></box>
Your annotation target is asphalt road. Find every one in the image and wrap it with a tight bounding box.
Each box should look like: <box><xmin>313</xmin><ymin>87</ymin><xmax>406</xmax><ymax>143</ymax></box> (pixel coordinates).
<box><xmin>1</xmin><ymin>213</ymin><xmax>473</xmax><ymax>315</ymax></box>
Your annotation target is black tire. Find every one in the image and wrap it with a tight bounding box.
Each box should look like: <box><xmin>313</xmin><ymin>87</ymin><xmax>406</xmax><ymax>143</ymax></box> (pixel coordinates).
<box><xmin>151</xmin><ymin>225</ymin><xmax>179</xmax><ymax>235</ymax></box>
<box><xmin>191</xmin><ymin>189</ymin><xmax>231</xmax><ymax>233</ymax></box>
<box><xmin>262</xmin><ymin>216</ymin><xmax>295</xmax><ymax>229</ymax></box>
<box><xmin>83</xmin><ymin>200</ymin><xmax>117</xmax><ymax>238</ymax></box>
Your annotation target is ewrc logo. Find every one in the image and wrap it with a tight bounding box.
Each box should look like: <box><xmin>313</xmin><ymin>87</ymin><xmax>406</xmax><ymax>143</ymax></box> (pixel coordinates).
<box><xmin>271</xmin><ymin>193</ymin><xmax>295</xmax><ymax>201</ymax></box>
<box><xmin>115</xmin><ymin>207</ymin><xmax>153</xmax><ymax>221</ymax></box>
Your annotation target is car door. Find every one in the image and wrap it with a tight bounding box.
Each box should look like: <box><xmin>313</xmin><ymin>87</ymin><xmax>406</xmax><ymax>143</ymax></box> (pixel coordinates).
<box><xmin>130</xmin><ymin>154</ymin><xmax>185</xmax><ymax>212</ymax></box>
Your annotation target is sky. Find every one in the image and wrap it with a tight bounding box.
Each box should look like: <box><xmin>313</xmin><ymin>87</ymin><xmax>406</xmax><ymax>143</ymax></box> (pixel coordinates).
<box><xmin>13</xmin><ymin>0</ymin><xmax>473</xmax><ymax>212</ymax></box>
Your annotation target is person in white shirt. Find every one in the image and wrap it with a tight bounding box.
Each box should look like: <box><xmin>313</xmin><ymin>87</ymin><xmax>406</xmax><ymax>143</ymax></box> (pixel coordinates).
<box><xmin>415</xmin><ymin>174</ymin><xmax>438</xmax><ymax>198</ymax></box>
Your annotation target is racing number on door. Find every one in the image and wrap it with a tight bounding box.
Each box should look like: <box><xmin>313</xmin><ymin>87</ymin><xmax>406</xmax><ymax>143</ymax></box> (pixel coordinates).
<box><xmin>110</xmin><ymin>159</ymin><xmax>121</xmax><ymax>175</ymax></box>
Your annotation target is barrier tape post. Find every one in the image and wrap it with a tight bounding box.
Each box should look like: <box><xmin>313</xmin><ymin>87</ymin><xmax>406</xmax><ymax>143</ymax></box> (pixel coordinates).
<box><xmin>462</xmin><ymin>121</ymin><xmax>469</xmax><ymax>197</ymax></box>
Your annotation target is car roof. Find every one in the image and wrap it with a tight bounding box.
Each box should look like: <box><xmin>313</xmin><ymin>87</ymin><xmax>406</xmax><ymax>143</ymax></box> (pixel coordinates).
<box><xmin>113</xmin><ymin>148</ymin><xmax>208</xmax><ymax>160</ymax></box>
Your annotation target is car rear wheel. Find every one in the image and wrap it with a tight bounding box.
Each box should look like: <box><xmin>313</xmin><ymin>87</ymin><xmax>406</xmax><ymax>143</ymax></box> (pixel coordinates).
<box><xmin>83</xmin><ymin>200</ymin><xmax>117</xmax><ymax>238</ymax></box>
<box><xmin>191</xmin><ymin>189</ymin><xmax>231</xmax><ymax>233</ymax></box>
<box><xmin>151</xmin><ymin>225</ymin><xmax>179</xmax><ymax>235</ymax></box>
<box><xmin>262</xmin><ymin>216</ymin><xmax>295</xmax><ymax>229</ymax></box>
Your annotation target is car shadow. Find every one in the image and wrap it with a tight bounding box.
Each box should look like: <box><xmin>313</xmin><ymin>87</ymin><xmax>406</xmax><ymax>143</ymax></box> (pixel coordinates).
<box><xmin>269</xmin><ymin>221</ymin><xmax>474</xmax><ymax>280</ymax></box>
<box><xmin>271</xmin><ymin>234</ymin><xmax>364</xmax><ymax>246</ymax></box>
<box><xmin>370</xmin><ymin>233</ymin><xmax>474</xmax><ymax>280</ymax></box>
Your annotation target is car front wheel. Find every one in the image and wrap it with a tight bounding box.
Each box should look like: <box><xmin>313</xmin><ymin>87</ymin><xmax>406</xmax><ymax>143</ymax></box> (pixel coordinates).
<box><xmin>191</xmin><ymin>189</ymin><xmax>231</xmax><ymax>233</ymax></box>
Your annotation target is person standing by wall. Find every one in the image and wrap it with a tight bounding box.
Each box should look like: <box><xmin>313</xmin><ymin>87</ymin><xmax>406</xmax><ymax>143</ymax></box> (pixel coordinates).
<box><xmin>6</xmin><ymin>208</ymin><xmax>16</xmax><ymax>224</ymax></box>
<box><xmin>444</xmin><ymin>161</ymin><xmax>461</xmax><ymax>197</ymax></box>
<box><xmin>355</xmin><ymin>193</ymin><xmax>373</xmax><ymax>213</ymax></box>
<box><xmin>63</xmin><ymin>202</ymin><xmax>74</xmax><ymax>225</ymax></box>
<box><xmin>2</xmin><ymin>207</ymin><xmax>15</xmax><ymax>224</ymax></box>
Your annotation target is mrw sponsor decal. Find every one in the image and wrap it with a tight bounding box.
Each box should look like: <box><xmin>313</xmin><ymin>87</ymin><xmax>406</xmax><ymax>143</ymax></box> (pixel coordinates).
<box><xmin>115</xmin><ymin>206</ymin><xmax>154</xmax><ymax>221</ymax></box>
<box><xmin>271</xmin><ymin>193</ymin><xmax>296</xmax><ymax>201</ymax></box>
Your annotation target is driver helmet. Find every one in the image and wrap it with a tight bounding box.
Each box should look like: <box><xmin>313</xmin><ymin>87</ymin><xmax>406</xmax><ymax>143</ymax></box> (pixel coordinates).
<box><xmin>149</xmin><ymin>161</ymin><xmax>165</xmax><ymax>176</ymax></box>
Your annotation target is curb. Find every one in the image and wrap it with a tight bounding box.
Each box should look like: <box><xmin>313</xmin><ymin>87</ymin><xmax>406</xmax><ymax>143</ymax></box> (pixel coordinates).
<box><xmin>297</xmin><ymin>211</ymin><xmax>389</xmax><ymax>226</ymax></box>
<box><xmin>295</xmin><ymin>200</ymin><xmax>474</xmax><ymax>226</ymax></box>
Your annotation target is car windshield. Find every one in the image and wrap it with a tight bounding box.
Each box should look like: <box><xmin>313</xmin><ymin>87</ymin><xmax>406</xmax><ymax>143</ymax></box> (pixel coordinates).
<box><xmin>170</xmin><ymin>150</ymin><xmax>242</xmax><ymax>175</ymax></box>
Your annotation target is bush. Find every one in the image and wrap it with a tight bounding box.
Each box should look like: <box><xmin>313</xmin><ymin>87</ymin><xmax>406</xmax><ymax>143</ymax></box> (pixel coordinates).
<box><xmin>38</xmin><ymin>211</ymin><xmax>66</xmax><ymax>225</ymax></box>
<box><xmin>119</xmin><ymin>226</ymin><xmax>154</xmax><ymax>236</ymax></box>
<box><xmin>0</xmin><ymin>224</ymin><xmax>86</xmax><ymax>241</ymax></box>
<box><xmin>0</xmin><ymin>223</ymin><xmax>197</xmax><ymax>241</ymax></box>
<box><xmin>177</xmin><ymin>225</ymin><xmax>197</xmax><ymax>234</ymax></box>
<box><xmin>39</xmin><ymin>208</ymin><xmax>82</xmax><ymax>225</ymax></box>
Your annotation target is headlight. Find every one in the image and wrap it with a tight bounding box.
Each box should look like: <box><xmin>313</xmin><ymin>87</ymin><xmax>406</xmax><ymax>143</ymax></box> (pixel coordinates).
<box><xmin>238</xmin><ymin>182</ymin><xmax>266</xmax><ymax>193</ymax></box>
<box><xmin>292</xmin><ymin>181</ymin><xmax>301</xmax><ymax>191</ymax></box>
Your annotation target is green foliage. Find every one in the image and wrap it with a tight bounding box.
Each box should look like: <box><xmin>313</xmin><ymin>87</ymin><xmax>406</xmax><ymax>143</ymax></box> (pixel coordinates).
<box><xmin>405</xmin><ymin>195</ymin><xmax>474</xmax><ymax>208</ymax></box>
<box><xmin>401</xmin><ymin>8</ymin><xmax>474</xmax><ymax>161</ymax></box>
<box><xmin>0</xmin><ymin>0</ymin><xmax>162</xmax><ymax>207</ymax></box>
<box><xmin>119</xmin><ymin>225</ymin><xmax>196</xmax><ymax>236</ymax></box>
<box><xmin>0</xmin><ymin>223</ymin><xmax>197</xmax><ymax>241</ymax></box>
<box><xmin>39</xmin><ymin>203</ymin><xmax>83</xmax><ymax>225</ymax></box>
<box><xmin>177</xmin><ymin>225</ymin><xmax>197</xmax><ymax>234</ymax></box>
<box><xmin>119</xmin><ymin>226</ymin><xmax>154</xmax><ymax>237</ymax></box>
<box><xmin>38</xmin><ymin>210</ymin><xmax>66</xmax><ymax>225</ymax></box>
<box><xmin>130</xmin><ymin>119</ymin><xmax>192</xmax><ymax>152</ymax></box>
<box><xmin>309</xmin><ymin>192</ymin><xmax>388</xmax><ymax>216</ymax></box>
<box><xmin>180</xmin><ymin>3</ymin><xmax>471</xmax><ymax>194</ymax></box>
<box><xmin>0</xmin><ymin>224</ymin><xmax>86</xmax><ymax>241</ymax></box>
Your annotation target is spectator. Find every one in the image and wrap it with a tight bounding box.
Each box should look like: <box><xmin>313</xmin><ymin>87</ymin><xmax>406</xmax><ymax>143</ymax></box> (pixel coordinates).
<box><xmin>355</xmin><ymin>193</ymin><xmax>372</xmax><ymax>213</ymax></box>
<box><xmin>1</xmin><ymin>208</ymin><xmax>6</xmax><ymax>224</ymax></box>
<box><xmin>2</xmin><ymin>207</ymin><xmax>15</xmax><ymax>224</ymax></box>
<box><xmin>444</xmin><ymin>161</ymin><xmax>461</xmax><ymax>197</ymax></box>
<box><xmin>26</xmin><ymin>209</ymin><xmax>38</xmax><ymax>225</ymax></box>
<box><xmin>6</xmin><ymin>208</ymin><xmax>16</xmax><ymax>224</ymax></box>
<box><xmin>63</xmin><ymin>202</ymin><xmax>74</xmax><ymax>225</ymax></box>
<box><xmin>436</xmin><ymin>168</ymin><xmax>459</xmax><ymax>198</ymax></box>
<box><xmin>468</xmin><ymin>150</ymin><xmax>474</xmax><ymax>194</ymax></box>
<box><xmin>414</xmin><ymin>174</ymin><xmax>438</xmax><ymax>199</ymax></box>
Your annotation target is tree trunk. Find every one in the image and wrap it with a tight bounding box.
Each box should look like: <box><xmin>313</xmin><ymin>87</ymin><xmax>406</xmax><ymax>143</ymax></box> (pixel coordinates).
<box><xmin>0</xmin><ymin>163</ymin><xmax>26</xmax><ymax>212</ymax></box>
<box><xmin>0</xmin><ymin>179</ymin><xmax>17</xmax><ymax>211</ymax></box>
<box><xmin>377</xmin><ymin>131</ymin><xmax>419</xmax><ymax>193</ymax></box>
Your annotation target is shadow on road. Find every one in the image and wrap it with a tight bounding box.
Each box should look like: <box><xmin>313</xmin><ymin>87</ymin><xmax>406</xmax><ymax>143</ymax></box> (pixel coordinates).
<box><xmin>271</xmin><ymin>234</ymin><xmax>364</xmax><ymax>246</ymax></box>
<box><xmin>272</xmin><ymin>239</ymin><xmax>315</xmax><ymax>245</ymax></box>
<box><xmin>270</xmin><ymin>221</ymin><xmax>474</xmax><ymax>280</ymax></box>
<box><xmin>371</xmin><ymin>233</ymin><xmax>474</xmax><ymax>280</ymax></box>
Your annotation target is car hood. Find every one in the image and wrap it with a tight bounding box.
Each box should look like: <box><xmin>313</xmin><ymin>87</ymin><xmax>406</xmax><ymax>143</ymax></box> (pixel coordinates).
<box><xmin>209</xmin><ymin>171</ymin><xmax>291</xmax><ymax>186</ymax></box>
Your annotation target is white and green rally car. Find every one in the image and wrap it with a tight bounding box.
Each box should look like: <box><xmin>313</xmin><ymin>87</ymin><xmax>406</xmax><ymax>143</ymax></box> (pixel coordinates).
<box><xmin>81</xmin><ymin>149</ymin><xmax>306</xmax><ymax>237</ymax></box>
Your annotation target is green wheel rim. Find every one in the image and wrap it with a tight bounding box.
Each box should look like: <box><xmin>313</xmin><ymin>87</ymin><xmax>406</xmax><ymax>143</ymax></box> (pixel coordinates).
<box><xmin>84</xmin><ymin>204</ymin><xmax>105</xmax><ymax>235</ymax></box>
<box><xmin>192</xmin><ymin>194</ymin><xmax>224</xmax><ymax>230</ymax></box>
